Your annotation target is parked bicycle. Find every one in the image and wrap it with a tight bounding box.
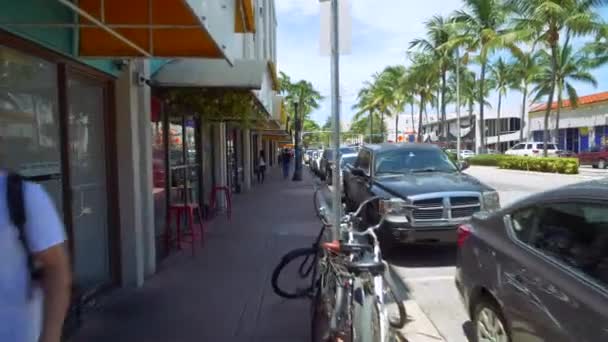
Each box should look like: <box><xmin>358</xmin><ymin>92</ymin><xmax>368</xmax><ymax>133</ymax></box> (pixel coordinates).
<box><xmin>271</xmin><ymin>188</ymin><xmax>409</xmax><ymax>342</ymax></box>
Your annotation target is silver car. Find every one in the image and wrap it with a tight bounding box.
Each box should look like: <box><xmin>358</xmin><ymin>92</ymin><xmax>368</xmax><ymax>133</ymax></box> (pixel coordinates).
<box><xmin>456</xmin><ymin>179</ymin><xmax>608</xmax><ymax>342</ymax></box>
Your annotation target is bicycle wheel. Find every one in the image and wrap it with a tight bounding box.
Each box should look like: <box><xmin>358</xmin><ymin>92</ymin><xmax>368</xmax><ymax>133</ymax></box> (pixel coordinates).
<box><xmin>351</xmin><ymin>281</ymin><xmax>380</xmax><ymax>342</ymax></box>
<box><xmin>384</xmin><ymin>278</ymin><xmax>407</xmax><ymax>329</ymax></box>
<box><xmin>271</xmin><ymin>247</ymin><xmax>316</xmax><ymax>299</ymax></box>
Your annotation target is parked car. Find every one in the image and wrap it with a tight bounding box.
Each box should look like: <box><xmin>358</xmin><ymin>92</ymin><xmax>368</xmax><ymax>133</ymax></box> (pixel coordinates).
<box><xmin>320</xmin><ymin>146</ymin><xmax>358</xmax><ymax>184</ymax></box>
<box><xmin>338</xmin><ymin>152</ymin><xmax>358</xmax><ymax>195</ymax></box>
<box><xmin>342</xmin><ymin>143</ymin><xmax>499</xmax><ymax>250</ymax></box>
<box><xmin>577</xmin><ymin>145</ymin><xmax>608</xmax><ymax>169</ymax></box>
<box><xmin>460</xmin><ymin>150</ymin><xmax>476</xmax><ymax>159</ymax></box>
<box><xmin>556</xmin><ymin>149</ymin><xmax>576</xmax><ymax>158</ymax></box>
<box><xmin>312</xmin><ymin>150</ymin><xmax>324</xmax><ymax>175</ymax></box>
<box><xmin>304</xmin><ymin>149</ymin><xmax>316</xmax><ymax>164</ymax></box>
<box><xmin>456</xmin><ymin>180</ymin><xmax>608</xmax><ymax>342</ymax></box>
<box><xmin>505</xmin><ymin>142</ymin><xmax>559</xmax><ymax>157</ymax></box>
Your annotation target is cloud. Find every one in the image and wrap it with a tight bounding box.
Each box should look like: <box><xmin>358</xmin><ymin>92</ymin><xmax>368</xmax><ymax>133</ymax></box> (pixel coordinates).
<box><xmin>275</xmin><ymin>0</ymin><xmax>320</xmax><ymax>16</ymax></box>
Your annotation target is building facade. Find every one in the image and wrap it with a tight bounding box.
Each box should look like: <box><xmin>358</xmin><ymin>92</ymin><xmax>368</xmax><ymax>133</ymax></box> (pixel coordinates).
<box><xmin>528</xmin><ymin>91</ymin><xmax>608</xmax><ymax>153</ymax></box>
<box><xmin>1</xmin><ymin>0</ymin><xmax>285</xmax><ymax>302</ymax></box>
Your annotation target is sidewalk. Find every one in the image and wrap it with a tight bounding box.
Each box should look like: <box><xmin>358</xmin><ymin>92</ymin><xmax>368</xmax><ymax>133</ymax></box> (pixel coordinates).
<box><xmin>70</xmin><ymin>167</ymin><xmax>319</xmax><ymax>342</ymax></box>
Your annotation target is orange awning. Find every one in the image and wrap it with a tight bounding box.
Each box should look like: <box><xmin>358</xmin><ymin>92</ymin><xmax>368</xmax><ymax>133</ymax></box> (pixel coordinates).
<box><xmin>57</xmin><ymin>0</ymin><xmax>250</xmax><ymax>59</ymax></box>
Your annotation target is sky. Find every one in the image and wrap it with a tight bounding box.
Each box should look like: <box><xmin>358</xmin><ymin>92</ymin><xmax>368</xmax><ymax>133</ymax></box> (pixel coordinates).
<box><xmin>276</xmin><ymin>0</ymin><xmax>608</xmax><ymax>127</ymax></box>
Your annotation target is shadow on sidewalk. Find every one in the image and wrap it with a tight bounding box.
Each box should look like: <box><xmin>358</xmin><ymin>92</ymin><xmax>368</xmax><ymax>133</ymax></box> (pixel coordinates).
<box><xmin>70</xmin><ymin>168</ymin><xmax>319</xmax><ymax>342</ymax></box>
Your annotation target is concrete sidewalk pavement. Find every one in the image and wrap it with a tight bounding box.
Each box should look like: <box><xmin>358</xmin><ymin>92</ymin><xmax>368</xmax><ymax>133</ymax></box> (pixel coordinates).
<box><xmin>70</xmin><ymin>168</ymin><xmax>320</xmax><ymax>342</ymax></box>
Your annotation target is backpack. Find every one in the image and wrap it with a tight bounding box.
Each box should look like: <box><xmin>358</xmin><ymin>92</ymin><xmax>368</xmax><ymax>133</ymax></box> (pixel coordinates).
<box><xmin>6</xmin><ymin>173</ymin><xmax>40</xmax><ymax>295</ymax></box>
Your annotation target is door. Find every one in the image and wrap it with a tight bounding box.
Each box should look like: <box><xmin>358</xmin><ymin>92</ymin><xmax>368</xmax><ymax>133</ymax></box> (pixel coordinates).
<box><xmin>504</xmin><ymin>202</ymin><xmax>608</xmax><ymax>342</ymax></box>
<box><xmin>67</xmin><ymin>73</ymin><xmax>112</xmax><ymax>290</ymax></box>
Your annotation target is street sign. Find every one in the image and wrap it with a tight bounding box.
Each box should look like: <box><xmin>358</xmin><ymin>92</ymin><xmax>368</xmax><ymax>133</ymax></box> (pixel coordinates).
<box><xmin>319</xmin><ymin>0</ymin><xmax>352</xmax><ymax>55</ymax></box>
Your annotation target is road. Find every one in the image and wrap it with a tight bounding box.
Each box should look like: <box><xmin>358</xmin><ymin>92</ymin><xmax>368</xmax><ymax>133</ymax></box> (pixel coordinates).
<box><xmin>389</xmin><ymin>165</ymin><xmax>607</xmax><ymax>342</ymax></box>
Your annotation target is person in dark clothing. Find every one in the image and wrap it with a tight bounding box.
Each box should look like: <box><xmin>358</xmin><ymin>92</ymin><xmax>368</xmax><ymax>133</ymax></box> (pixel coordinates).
<box><xmin>281</xmin><ymin>148</ymin><xmax>291</xmax><ymax>179</ymax></box>
<box><xmin>257</xmin><ymin>151</ymin><xmax>267</xmax><ymax>184</ymax></box>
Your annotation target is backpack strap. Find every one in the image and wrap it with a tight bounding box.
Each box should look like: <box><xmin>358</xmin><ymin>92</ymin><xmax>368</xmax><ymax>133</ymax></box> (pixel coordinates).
<box><xmin>7</xmin><ymin>173</ymin><xmax>37</xmax><ymax>295</ymax></box>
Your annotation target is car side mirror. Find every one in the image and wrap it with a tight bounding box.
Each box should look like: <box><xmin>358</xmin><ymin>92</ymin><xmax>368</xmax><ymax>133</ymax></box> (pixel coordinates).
<box><xmin>351</xmin><ymin>167</ymin><xmax>368</xmax><ymax>178</ymax></box>
<box><xmin>458</xmin><ymin>160</ymin><xmax>470</xmax><ymax>171</ymax></box>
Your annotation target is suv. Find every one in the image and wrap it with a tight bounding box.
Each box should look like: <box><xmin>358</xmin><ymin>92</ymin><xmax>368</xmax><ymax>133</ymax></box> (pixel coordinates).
<box><xmin>320</xmin><ymin>146</ymin><xmax>357</xmax><ymax>184</ymax></box>
<box><xmin>342</xmin><ymin>143</ymin><xmax>499</xmax><ymax>250</ymax></box>
<box><xmin>505</xmin><ymin>142</ymin><xmax>559</xmax><ymax>157</ymax></box>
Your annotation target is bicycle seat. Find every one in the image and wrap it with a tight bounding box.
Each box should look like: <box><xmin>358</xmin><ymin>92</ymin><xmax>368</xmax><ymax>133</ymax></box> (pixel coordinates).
<box><xmin>346</xmin><ymin>259</ymin><xmax>385</xmax><ymax>276</ymax></box>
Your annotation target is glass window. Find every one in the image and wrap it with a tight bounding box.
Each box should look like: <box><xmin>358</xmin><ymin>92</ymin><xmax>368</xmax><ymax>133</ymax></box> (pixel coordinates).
<box><xmin>374</xmin><ymin>149</ymin><xmax>457</xmax><ymax>174</ymax></box>
<box><xmin>0</xmin><ymin>45</ymin><xmax>63</xmax><ymax>207</ymax></box>
<box><xmin>511</xmin><ymin>144</ymin><xmax>524</xmax><ymax>150</ymax></box>
<box><xmin>511</xmin><ymin>202</ymin><xmax>608</xmax><ymax>290</ymax></box>
<box><xmin>526</xmin><ymin>144</ymin><xmax>533</xmax><ymax>149</ymax></box>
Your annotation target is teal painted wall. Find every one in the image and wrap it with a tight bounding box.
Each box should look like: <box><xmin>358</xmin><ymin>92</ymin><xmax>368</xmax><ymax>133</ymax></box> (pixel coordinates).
<box><xmin>1</xmin><ymin>0</ymin><xmax>121</xmax><ymax>77</ymax></box>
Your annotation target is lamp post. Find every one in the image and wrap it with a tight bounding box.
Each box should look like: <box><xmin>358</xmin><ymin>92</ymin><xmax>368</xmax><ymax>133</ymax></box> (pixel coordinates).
<box><xmin>292</xmin><ymin>101</ymin><xmax>303</xmax><ymax>181</ymax></box>
<box><xmin>456</xmin><ymin>47</ymin><xmax>461</xmax><ymax>161</ymax></box>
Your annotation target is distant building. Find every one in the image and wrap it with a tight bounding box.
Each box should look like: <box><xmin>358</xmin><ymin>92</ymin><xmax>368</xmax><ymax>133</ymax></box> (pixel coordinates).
<box><xmin>528</xmin><ymin>91</ymin><xmax>608</xmax><ymax>153</ymax></box>
<box><xmin>421</xmin><ymin>112</ymin><xmax>523</xmax><ymax>152</ymax></box>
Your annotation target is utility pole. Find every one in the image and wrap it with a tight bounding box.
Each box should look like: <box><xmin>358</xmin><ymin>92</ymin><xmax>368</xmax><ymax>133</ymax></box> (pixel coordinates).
<box><xmin>330</xmin><ymin>0</ymin><xmax>341</xmax><ymax>235</ymax></box>
<box><xmin>368</xmin><ymin>109</ymin><xmax>373</xmax><ymax>143</ymax></box>
<box><xmin>456</xmin><ymin>47</ymin><xmax>461</xmax><ymax>162</ymax></box>
<box><xmin>292</xmin><ymin>101</ymin><xmax>303</xmax><ymax>181</ymax></box>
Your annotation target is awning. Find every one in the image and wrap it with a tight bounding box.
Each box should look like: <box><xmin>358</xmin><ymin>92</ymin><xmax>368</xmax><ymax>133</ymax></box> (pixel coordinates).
<box><xmin>153</xmin><ymin>59</ymin><xmax>267</xmax><ymax>89</ymax></box>
<box><xmin>54</xmin><ymin>0</ymin><xmax>252</xmax><ymax>60</ymax></box>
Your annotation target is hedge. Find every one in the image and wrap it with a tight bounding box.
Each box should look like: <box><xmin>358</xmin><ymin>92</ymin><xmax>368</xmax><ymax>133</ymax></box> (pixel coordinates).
<box><xmin>467</xmin><ymin>154</ymin><xmax>510</xmax><ymax>166</ymax></box>
<box><xmin>498</xmin><ymin>156</ymin><xmax>579</xmax><ymax>174</ymax></box>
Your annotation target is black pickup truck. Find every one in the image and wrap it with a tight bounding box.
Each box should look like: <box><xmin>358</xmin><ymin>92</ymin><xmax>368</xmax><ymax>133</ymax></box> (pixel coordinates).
<box><xmin>343</xmin><ymin>143</ymin><xmax>499</xmax><ymax>249</ymax></box>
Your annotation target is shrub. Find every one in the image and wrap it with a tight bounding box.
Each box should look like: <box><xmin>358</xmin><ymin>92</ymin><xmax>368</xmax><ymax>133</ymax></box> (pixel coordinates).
<box><xmin>497</xmin><ymin>156</ymin><xmax>579</xmax><ymax>174</ymax></box>
<box><xmin>467</xmin><ymin>154</ymin><xmax>509</xmax><ymax>167</ymax></box>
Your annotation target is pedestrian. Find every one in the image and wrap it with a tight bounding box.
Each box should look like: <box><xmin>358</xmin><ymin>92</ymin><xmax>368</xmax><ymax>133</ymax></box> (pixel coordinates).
<box><xmin>0</xmin><ymin>172</ymin><xmax>71</xmax><ymax>342</ymax></box>
<box><xmin>282</xmin><ymin>148</ymin><xmax>291</xmax><ymax>179</ymax></box>
<box><xmin>257</xmin><ymin>151</ymin><xmax>267</xmax><ymax>184</ymax></box>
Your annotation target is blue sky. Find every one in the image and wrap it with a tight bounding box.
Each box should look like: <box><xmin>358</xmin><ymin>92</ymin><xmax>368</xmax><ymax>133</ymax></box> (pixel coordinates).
<box><xmin>276</xmin><ymin>0</ymin><xmax>608</xmax><ymax>127</ymax></box>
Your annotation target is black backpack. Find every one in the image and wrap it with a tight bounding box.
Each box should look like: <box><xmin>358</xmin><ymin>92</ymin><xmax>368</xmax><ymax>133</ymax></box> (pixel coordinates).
<box><xmin>7</xmin><ymin>173</ymin><xmax>40</xmax><ymax>294</ymax></box>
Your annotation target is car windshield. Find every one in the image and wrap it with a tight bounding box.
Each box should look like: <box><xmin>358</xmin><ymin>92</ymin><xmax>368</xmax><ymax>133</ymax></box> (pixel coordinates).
<box><xmin>375</xmin><ymin>149</ymin><xmax>458</xmax><ymax>174</ymax></box>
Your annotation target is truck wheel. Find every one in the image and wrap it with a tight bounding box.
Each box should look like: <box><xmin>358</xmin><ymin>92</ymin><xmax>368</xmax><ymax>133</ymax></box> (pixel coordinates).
<box><xmin>599</xmin><ymin>159</ymin><xmax>606</xmax><ymax>169</ymax></box>
<box><xmin>379</xmin><ymin>229</ymin><xmax>396</xmax><ymax>258</ymax></box>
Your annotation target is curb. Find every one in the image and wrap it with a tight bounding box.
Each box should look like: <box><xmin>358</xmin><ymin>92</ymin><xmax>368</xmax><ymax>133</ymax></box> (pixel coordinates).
<box><xmin>387</xmin><ymin>265</ymin><xmax>445</xmax><ymax>342</ymax></box>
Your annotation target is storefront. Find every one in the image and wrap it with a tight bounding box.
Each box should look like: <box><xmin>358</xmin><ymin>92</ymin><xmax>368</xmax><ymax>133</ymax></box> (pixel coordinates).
<box><xmin>151</xmin><ymin>97</ymin><xmax>206</xmax><ymax>260</ymax></box>
<box><xmin>0</xmin><ymin>33</ymin><xmax>120</xmax><ymax>293</ymax></box>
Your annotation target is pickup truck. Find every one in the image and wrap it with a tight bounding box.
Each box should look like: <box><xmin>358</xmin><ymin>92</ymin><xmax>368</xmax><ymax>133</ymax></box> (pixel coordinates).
<box><xmin>342</xmin><ymin>143</ymin><xmax>499</xmax><ymax>250</ymax></box>
<box><xmin>577</xmin><ymin>146</ymin><xmax>608</xmax><ymax>169</ymax></box>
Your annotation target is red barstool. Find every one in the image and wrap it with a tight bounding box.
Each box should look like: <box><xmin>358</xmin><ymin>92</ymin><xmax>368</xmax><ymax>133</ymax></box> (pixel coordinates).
<box><xmin>165</xmin><ymin>202</ymin><xmax>205</xmax><ymax>256</ymax></box>
<box><xmin>210</xmin><ymin>186</ymin><xmax>232</xmax><ymax>221</ymax></box>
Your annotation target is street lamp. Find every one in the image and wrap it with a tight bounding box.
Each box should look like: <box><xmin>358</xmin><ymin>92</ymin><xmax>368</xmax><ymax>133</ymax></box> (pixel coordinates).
<box><xmin>456</xmin><ymin>47</ymin><xmax>461</xmax><ymax>161</ymax></box>
<box><xmin>292</xmin><ymin>101</ymin><xmax>303</xmax><ymax>181</ymax></box>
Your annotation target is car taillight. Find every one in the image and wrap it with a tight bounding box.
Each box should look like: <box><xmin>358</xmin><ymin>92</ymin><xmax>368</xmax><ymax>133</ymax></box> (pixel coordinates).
<box><xmin>532</xmin><ymin>150</ymin><xmax>539</xmax><ymax>154</ymax></box>
<box><xmin>457</xmin><ymin>224</ymin><xmax>472</xmax><ymax>248</ymax></box>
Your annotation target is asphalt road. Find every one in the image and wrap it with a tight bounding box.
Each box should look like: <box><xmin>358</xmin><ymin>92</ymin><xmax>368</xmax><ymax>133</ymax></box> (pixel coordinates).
<box><xmin>389</xmin><ymin>165</ymin><xmax>607</xmax><ymax>342</ymax></box>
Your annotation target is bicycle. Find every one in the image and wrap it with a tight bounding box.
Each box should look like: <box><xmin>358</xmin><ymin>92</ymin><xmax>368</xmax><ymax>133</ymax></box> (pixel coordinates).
<box><xmin>271</xmin><ymin>191</ymin><xmax>409</xmax><ymax>342</ymax></box>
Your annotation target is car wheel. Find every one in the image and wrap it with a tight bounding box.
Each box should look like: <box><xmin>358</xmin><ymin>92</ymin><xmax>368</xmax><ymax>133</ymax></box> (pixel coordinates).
<box><xmin>473</xmin><ymin>297</ymin><xmax>510</xmax><ymax>342</ymax></box>
<box><xmin>599</xmin><ymin>159</ymin><xmax>606</xmax><ymax>169</ymax></box>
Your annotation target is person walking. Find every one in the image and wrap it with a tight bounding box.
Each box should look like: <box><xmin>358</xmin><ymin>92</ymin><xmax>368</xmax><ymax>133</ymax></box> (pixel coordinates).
<box><xmin>257</xmin><ymin>151</ymin><xmax>267</xmax><ymax>184</ymax></box>
<box><xmin>281</xmin><ymin>148</ymin><xmax>291</xmax><ymax>179</ymax></box>
<box><xmin>0</xmin><ymin>172</ymin><xmax>71</xmax><ymax>342</ymax></box>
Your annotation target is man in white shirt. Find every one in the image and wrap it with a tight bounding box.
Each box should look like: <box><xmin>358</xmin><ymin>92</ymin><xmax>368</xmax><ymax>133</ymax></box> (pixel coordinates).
<box><xmin>0</xmin><ymin>174</ymin><xmax>71</xmax><ymax>342</ymax></box>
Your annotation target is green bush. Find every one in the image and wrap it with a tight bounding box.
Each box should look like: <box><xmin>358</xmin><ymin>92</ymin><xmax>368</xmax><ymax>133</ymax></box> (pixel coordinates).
<box><xmin>497</xmin><ymin>156</ymin><xmax>579</xmax><ymax>174</ymax></box>
<box><xmin>467</xmin><ymin>154</ymin><xmax>509</xmax><ymax>166</ymax></box>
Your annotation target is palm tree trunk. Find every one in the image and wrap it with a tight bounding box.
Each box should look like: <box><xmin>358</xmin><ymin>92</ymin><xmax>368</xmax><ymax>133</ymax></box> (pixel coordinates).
<box><xmin>369</xmin><ymin>110</ymin><xmax>373</xmax><ymax>143</ymax></box>
<box><xmin>554</xmin><ymin>85</ymin><xmax>563</xmax><ymax>146</ymax></box>
<box><xmin>468</xmin><ymin>100</ymin><xmax>473</xmax><ymax>126</ymax></box>
<box><xmin>479</xmin><ymin>61</ymin><xmax>487</xmax><ymax>153</ymax></box>
<box><xmin>497</xmin><ymin>92</ymin><xmax>502</xmax><ymax>152</ymax></box>
<box><xmin>418</xmin><ymin>96</ymin><xmax>424</xmax><ymax>142</ymax></box>
<box><xmin>381</xmin><ymin>111</ymin><xmax>385</xmax><ymax>142</ymax></box>
<box><xmin>520</xmin><ymin>84</ymin><xmax>528</xmax><ymax>142</ymax></box>
<box><xmin>441</xmin><ymin>68</ymin><xmax>447</xmax><ymax>139</ymax></box>
<box><xmin>410</xmin><ymin>101</ymin><xmax>416</xmax><ymax>134</ymax></box>
<box><xmin>395</xmin><ymin>114</ymin><xmax>399</xmax><ymax>141</ymax></box>
<box><xmin>543</xmin><ymin>42</ymin><xmax>559</xmax><ymax>157</ymax></box>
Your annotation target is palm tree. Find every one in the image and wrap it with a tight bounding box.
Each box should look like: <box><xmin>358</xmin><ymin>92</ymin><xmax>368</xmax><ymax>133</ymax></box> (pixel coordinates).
<box><xmin>508</xmin><ymin>0</ymin><xmax>605</xmax><ymax>156</ymax></box>
<box><xmin>449</xmin><ymin>0</ymin><xmax>522</xmax><ymax>152</ymax></box>
<box><xmin>353</xmin><ymin>77</ymin><xmax>381</xmax><ymax>142</ymax></box>
<box><xmin>410</xmin><ymin>15</ymin><xmax>455</xmax><ymax>139</ymax></box>
<box><xmin>373</xmin><ymin>66</ymin><xmax>408</xmax><ymax>142</ymax></box>
<box><xmin>488</xmin><ymin>57</ymin><xmax>515</xmax><ymax>151</ymax></box>
<box><xmin>409</xmin><ymin>53</ymin><xmax>437</xmax><ymax>142</ymax></box>
<box><xmin>511</xmin><ymin>50</ymin><xmax>542</xmax><ymax>142</ymax></box>
<box><xmin>531</xmin><ymin>42</ymin><xmax>598</xmax><ymax>144</ymax></box>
